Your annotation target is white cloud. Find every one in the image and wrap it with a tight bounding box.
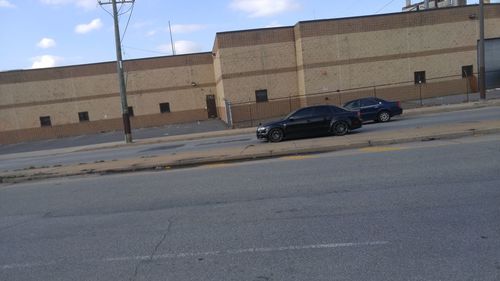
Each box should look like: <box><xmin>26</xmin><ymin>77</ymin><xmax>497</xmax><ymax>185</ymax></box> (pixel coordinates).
<box><xmin>146</xmin><ymin>30</ymin><xmax>158</xmax><ymax>37</ymax></box>
<box><xmin>133</xmin><ymin>21</ymin><xmax>153</xmax><ymax>29</ymax></box>
<box><xmin>75</xmin><ymin>18</ymin><xmax>103</xmax><ymax>34</ymax></box>
<box><xmin>0</xmin><ymin>0</ymin><xmax>15</xmax><ymax>8</ymax></box>
<box><xmin>170</xmin><ymin>24</ymin><xmax>207</xmax><ymax>34</ymax></box>
<box><xmin>31</xmin><ymin>55</ymin><xmax>62</xmax><ymax>69</ymax></box>
<box><xmin>229</xmin><ymin>0</ymin><xmax>300</xmax><ymax>17</ymax></box>
<box><xmin>157</xmin><ymin>44</ymin><xmax>173</xmax><ymax>54</ymax></box>
<box><xmin>40</xmin><ymin>0</ymin><xmax>97</xmax><ymax>10</ymax></box>
<box><xmin>157</xmin><ymin>40</ymin><xmax>203</xmax><ymax>55</ymax></box>
<box><xmin>37</xmin><ymin>38</ymin><xmax>57</xmax><ymax>49</ymax></box>
<box><xmin>175</xmin><ymin>41</ymin><xmax>203</xmax><ymax>54</ymax></box>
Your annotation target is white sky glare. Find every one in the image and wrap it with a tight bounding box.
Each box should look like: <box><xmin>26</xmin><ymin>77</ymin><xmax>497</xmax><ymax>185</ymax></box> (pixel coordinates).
<box><xmin>229</xmin><ymin>0</ymin><xmax>301</xmax><ymax>17</ymax></box>
<box><xmin>0</xmin><ymin>0</ymin><xmax>15</xmax><ymax>8</ymax></box>
<box><xmin>0</xmin><ymin>0</ymin><xmax>491</xmax><ymax>70</ymax></box>
<box><xmin>40</xmin><ymin>0</ymin><xmax>98</xmax><ymax>10</ymax></box>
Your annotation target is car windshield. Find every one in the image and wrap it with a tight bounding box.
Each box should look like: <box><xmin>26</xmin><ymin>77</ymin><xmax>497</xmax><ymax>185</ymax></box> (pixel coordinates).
<box><xmin>284</xmin><ymin>109</ymin><xmax>300</xmax><ymax>120</ymax></box>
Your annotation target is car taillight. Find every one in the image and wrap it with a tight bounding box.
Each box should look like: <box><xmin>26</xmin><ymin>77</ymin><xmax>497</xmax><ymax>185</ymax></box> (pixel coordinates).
<box><xmin>397</xmin><ymin>101</ymin><xmax>401</xmax><ymax>108</ymax></box>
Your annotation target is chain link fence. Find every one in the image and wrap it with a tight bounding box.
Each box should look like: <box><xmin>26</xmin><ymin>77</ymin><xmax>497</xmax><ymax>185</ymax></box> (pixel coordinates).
<box><xmin>226</xmin><ymin>72</ymin><xmax>483</xmax><ymax>127</ymax></box>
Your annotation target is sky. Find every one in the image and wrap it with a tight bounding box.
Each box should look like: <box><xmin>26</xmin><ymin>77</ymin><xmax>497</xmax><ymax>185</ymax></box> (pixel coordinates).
<box><xmin>0</xmin><ymin>0</ymin><xmax>487</xmax><ymax>71</ymax></box>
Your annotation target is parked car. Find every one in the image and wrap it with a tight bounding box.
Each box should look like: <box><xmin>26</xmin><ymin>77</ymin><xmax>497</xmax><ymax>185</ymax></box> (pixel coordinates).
<box><xmin>343</xmin><ymin>97</ymin><xmax>403</xmax><ymax>123</ymax></box>
<box><xmin>256</xmin><ymin>105</ymin><xmax>362</xmax><ymax>142</ymax></box>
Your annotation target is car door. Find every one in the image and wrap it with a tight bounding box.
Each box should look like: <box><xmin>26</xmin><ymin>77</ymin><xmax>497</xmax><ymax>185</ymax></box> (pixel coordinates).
<box><xmin>312</xmin><ymin>106</ymin><xmax>333</xmax><ymax>134</ymax></box>
<box><xmin>284</xmin><ymin>107</ymin><xmax>315</xmax><ymax>138</ymax></box>
<box><xmin>360</xmin><ymin>98</ymin><xmax>380</xmax><ymax>121</ymax></box>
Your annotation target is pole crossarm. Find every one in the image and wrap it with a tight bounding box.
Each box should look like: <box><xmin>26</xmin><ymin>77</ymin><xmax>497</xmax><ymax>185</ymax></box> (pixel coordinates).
<box><xmin>98</xmin><ymin>0</ymin><xmax>135</xmax><ymax>4</ymax></box>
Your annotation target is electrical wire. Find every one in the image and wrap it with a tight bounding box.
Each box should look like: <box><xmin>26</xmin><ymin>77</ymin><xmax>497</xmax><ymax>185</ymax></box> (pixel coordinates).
<box><xmin>98</xmin><ymin>1</ymin><xmax>114</xmax><ymax>17</ymax></box>
<box><xmin>119</xmin><ymin>2</ymin><xmax>134</xmax><ymax>16</ymax></box>
<box><xmin>123</xmin><ymin>45</ymin><xmax>167</xmax><ymax>55</ymax></box>
<box><xmin>120</xmin><ymin>1</ymin><xmax>135</xmax><ymax>44</ymax></box>
<box><xmin>375</xmin><ymin>0</ymin><xmax>397</xmax><ymax>14</ymax></box>
<box><xmin>117</xmin><ymin>1</ymin><xmax>124</xmax><ymax>13</ymax></box>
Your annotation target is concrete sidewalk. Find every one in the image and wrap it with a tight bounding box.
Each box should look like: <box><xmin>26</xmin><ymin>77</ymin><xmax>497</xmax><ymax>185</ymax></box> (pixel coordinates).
<box><xmin>2</xmin><ymin>117</ymin><xmax>500</xmax><ymax>184</ymax></box>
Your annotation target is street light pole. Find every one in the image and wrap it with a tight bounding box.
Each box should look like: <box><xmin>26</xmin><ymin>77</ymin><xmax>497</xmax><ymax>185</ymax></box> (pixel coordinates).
<box><xmin>479</xmin><ymin>0</ymin><xmax>486</xmax><ymax>100</ymax></box>
<box><xmin>99</xmin><ymin>0</ymin><xmax>134</xmax><ymax>143</ymax></box>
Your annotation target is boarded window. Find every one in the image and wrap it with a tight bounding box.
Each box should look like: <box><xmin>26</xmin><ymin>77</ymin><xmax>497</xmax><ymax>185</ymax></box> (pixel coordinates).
<box><xmin>40</xmin><ymin>116</ymin><xmax>52</xmax><ymax>127</ymax></box>
<box><xmin>78</xmin><ymin>111</ymin><xmax>89</xmax><ymax>122</ymax></box>
<box><xmin>414</xmin><ymin>71</ymin><xmax>426</xmax><ymax>84</ymax></box>
<box><xmin>159</xmin><ymin>102</ymin><xmax>171</xmax><ymax>113</ymax></box>
<box><xmin>255</xmin><ymin>89</ymin><xmax>268</xmax><ymax>103</ymax></box>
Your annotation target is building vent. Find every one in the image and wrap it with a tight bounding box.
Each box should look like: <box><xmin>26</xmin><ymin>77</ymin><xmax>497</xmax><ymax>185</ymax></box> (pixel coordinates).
<box><xmin>403</xmin><ymin>0</ymin><xmax>468</xmax><ymax>12</ymax></box>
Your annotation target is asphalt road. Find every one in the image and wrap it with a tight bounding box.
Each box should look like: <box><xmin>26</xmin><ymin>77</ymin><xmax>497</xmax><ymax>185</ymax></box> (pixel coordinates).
<box><xmin>0</xmin><ymin>134</ymin><xmax>499</xmax><ymax>280</ymax></box>
<box><xmin>1</xmin><ymin>106</ymin><xmax>499</xmax><ymax>172</ymax></box>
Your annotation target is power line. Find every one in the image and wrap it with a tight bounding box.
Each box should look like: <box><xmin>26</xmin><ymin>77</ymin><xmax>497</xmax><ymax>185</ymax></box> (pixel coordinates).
<box><xmin>123</xmin><ymin>45</ymin><xmax>167</xmax><ymax>55</ymax></box>
<box><xmin>120</xmin><ymin>1</ymin><xmax>135</xmax><ymax>43</ymax></box>
<box><xmin>119</xmin><ymin>2</ymin><xmax>134</xmax><ymax>15</ymax></box>
<box><xmin>375</xmin><ymin>0</ymin><xmax>397</xmax><ymax>14</ymax></box>
<box><xmin>98</xmin><ymin>3</ymin><xmax>113</xmax><ymax>17</ymax></box>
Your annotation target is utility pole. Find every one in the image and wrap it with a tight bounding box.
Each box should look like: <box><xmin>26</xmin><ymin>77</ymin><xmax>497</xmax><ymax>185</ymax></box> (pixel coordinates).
<box><xmin>168</xmin><ymin>21</ymin><xmax>176</xmax><ymax>55</ymax></box>
<box><xmin>98</xmin><ymin>0</ymin><xmax>134</xmax><ymax>143</ymax></box>
<box><xmin>479</xmin><ymin>0</ymin><xmax>486</xmax><ymax>100</ymax></box>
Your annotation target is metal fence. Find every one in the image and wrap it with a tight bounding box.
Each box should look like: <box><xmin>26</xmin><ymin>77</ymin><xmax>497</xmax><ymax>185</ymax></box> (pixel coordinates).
<box><xmin>226</xmin><ymin>72</ymin><xmax>483</xmax><ymax>127</ymax></box>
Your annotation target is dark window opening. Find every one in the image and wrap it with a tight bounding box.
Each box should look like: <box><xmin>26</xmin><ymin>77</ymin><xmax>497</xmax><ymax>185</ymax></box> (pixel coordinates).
<box><xmin>40</xmin><ymin>116</ymin><xmax>52</xmax><ymax>127</ymax></box>
<box><xmin>159</xmin><ymin>102</ymin><xmax>171</xmax><ymax>113</ymax></box>
<box><xmin>414</xmin><ymin>71</ymin><xmax>426</xmax><ymax>84</ymax></box>
<box><xmin>127</xmin><ymin>106</ymin><xmax>134</xmax><ymax>117</ymax></box>
<box><xmin>255</xmin><ymin>89</ymin><xmax>268</xmax><ymax>103</ymax></box>
<box><xmin>78</xmin><ymin>111</ymin><xmax>89</xmax><ymax>122</ymax></box>
<box><xmin>344</xmin><ymin>100</ymin><xmax>360</xmax><ymax>110</ymax></box>
<box><xmin>462</xmin><ymin>65</ymin><xmax>473</xmax><ymax>78</ymax></box>
<box><xmin>314</xmin><ymin>106</ymin><xmax>331</xmax><ymax>116</ymax></box>
<box><xmin>291</xmin><ymin>108</ymin><xmax>314</xmax><ymax>119</ymax></box>
<box><xmin>360</xmin><ymin>99</ymin><xmax>378</xmax><ymax>107</ymax></box>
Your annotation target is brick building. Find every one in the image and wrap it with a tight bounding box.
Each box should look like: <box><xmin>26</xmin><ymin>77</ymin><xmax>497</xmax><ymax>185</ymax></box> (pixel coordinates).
<box><xmin>1</xmin><ymin>4</ymin><xmax>500</xmax><ymax>144</ymax></box>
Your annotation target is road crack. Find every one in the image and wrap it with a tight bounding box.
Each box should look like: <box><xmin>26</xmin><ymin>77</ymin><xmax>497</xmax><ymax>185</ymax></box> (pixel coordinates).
<box><xmin>130</xmin><ymin>218</ymin><xmax>174</xmax><ymax>281</ymax></box>
<box><xmin>149</xmin><ymin>219</ymin><xmax>173</xmax><ymax>260</ymax></box>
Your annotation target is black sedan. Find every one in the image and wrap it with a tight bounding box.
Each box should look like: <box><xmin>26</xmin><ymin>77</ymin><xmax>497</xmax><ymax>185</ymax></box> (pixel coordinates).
<box><xmin>343</xmin><ymin>97</ymin><xmax>403</xmax><ymax>123</ymax></box>
<box><xmin>256</xmin><ymin>105</ymin><xmax>362</xmax><ymax>142</ymax></box>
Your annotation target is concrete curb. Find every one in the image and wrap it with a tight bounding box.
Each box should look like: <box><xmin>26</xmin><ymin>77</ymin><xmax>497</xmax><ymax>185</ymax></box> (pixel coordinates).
<box><xmin>2</xmin><ymin>125</ymin><xmax>499</xmax><ymax>184</ymax></box>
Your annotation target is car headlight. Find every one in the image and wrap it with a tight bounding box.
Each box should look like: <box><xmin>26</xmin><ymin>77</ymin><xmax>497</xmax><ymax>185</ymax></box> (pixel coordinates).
<box><xmin>257</xmin><ymin>126</ymin><xmax>268</xmax><ymax>132</ymax></box>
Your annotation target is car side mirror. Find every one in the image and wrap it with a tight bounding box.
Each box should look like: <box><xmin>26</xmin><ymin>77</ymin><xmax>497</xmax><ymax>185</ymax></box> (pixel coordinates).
<box><xmin>288</xmin><ymin>117</ymin><xmax>295</xmax><ymax>122</ymax></box>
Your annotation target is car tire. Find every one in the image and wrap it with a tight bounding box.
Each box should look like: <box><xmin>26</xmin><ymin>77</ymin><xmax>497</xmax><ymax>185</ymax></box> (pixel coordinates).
<box><xmin>332</xmin><ymin>121</ymin><xmax>349</xmax><ymax>136</ymax></box>
<box><xmin>268</xmin><ymin>128</ymin><xmax>284</xmax><ymax>142</ymax></box>
<box><xmin>377</xmin><ymin>111</ymin><xmax>391</xmax><ymax>122</ymax></box>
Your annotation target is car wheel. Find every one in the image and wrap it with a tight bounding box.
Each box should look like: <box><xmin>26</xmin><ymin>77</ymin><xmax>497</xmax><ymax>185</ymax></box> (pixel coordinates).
<box><xmin>268</xmin><ymin>128</ymin><xmax>284</xmax><ymax>142</ymax></box>
<box><xmin>332</xmin><ymin>121</ymin><xmax>348</xmax><ymax>136</ymax></box>
<box><xmin>377</xmin><ymin>111</ymin><xmax>391</xmax><ymax>122</ymax></box>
